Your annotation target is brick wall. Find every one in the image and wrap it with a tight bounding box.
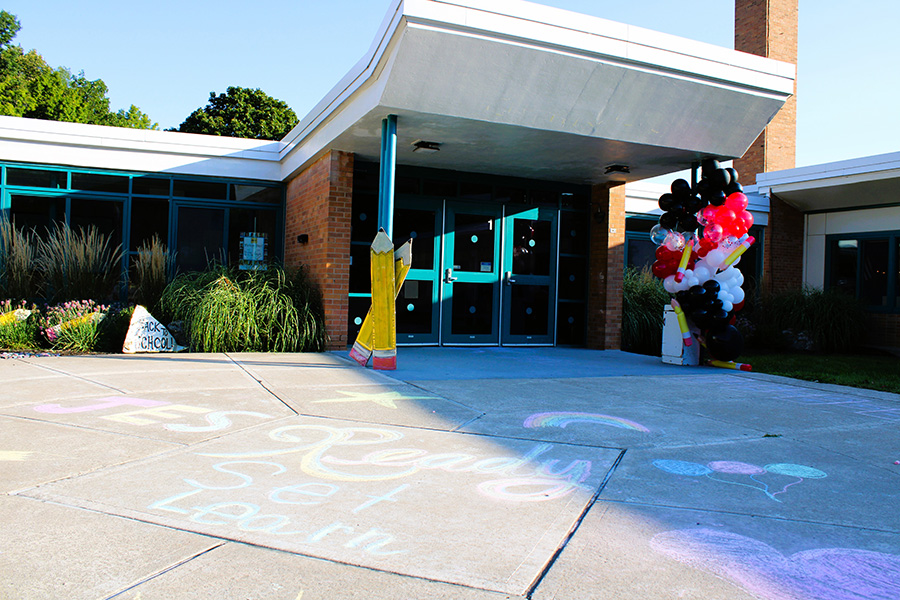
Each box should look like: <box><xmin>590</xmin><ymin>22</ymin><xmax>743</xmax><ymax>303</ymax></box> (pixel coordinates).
<box><xmin>586</xmin><ymin>182</ymin><xmax>626</xmax><ymax>350</ymax></box>
<box><xmin>284</xmin><ymin>151</ymin><xmax>354</xmax><ymax>350</ymax></box>
<box><xmin>734</xmin><ymin>0</ymin><xmax>801</xmax><ymax>294</ymax></box>
<box><xmin>866</xmin><ymin>313</ymin><xmax>900</xmax><ymax>348</ymax></box>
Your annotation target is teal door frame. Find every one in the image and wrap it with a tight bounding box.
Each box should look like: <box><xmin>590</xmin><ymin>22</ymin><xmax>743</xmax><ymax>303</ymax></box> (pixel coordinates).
<box><xmin>441</xmin><ymin>201</ymin><xmax>503</xmax><ymax>345</ymax></box>
<box><xmin>393</xmin><ymin>196</ymin><xmax>442</xmax><ymax>345</ymax></box>
<box><xmin>500</xmin><ymin>205</ymin><xmax>558</xmax><ymax>345</ymax></box>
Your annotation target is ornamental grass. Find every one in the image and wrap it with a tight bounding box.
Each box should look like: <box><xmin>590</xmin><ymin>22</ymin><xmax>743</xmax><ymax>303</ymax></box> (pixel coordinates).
<box><xmin>37</xmin><ymin>223</ymin><xmax>123</xmax><ymax>302</ymax></box>
<box><xmin>158</xmin><ymin>264</ymin><xmax>327</xmax><ymax>353</ymax></box>
<box><xmin>622</xmin><ymin>266</ymin><xmax>670</xmax><ymax>356</ymax></box>
<box><xmin>0</xmin><ymin>219</ymin><xmax>40</xmax><ymax>301</ymax></box>
<box><xmin>131</xmin><ymin>235</ymin><xmax>173</xmax><ymax>311</ymax></box>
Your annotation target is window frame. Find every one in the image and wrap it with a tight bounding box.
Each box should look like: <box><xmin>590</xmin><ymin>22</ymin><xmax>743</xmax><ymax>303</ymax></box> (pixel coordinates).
<box><xmin>825</xmin><ymin>230</ymin><xmax>900</xmax><ymax>313</ymax></box>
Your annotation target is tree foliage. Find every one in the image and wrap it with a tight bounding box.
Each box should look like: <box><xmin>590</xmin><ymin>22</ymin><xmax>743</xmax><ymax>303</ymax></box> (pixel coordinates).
<box><xmin>0</xmin><ymin>11</ymin><xmax>156</xmax><ymax>129</ymax></box>
<box><xmin>173</xmin><ymin>86</ymin><xmax>298</xmax><ymax>140</ymax></box>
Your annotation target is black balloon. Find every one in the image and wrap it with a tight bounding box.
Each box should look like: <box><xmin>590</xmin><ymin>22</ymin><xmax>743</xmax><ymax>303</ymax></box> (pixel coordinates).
<box><xmin>658</xmin><ymin>193</ymin><xmax>678</xmax><ymax>212</ymax></box>
<box><xmin>707</xmin><ymin>325</ymin><xmax>744</xmax><ymax>362</ymax></box>
<box><xmin>707</xmin><ymin>190</ymin><xmax>727</xmax><ymax>206</ymax></box>
<box><xmin>671</xmin><ymin>179</ymin><xmax>692</xmax><ymax>196</ymax></box>
<box><xmin>685</xmin><ymin>194</ymin><xmax>706</xmax><ymax>213</ymax></box>
<box><xmin>702</xmin><ymin>280</ymin><xmax>720</xmax><ymax>295</ymax></box>
<box><xmin>679</xmin><ymin>214</ymin><xmax>700</xmax><ymax>232</ymax></box>
<box><xmin>659</xmin><ymin>211</ymin><xmax>679</xmax><ymax>230</ymax></box>
<box><xmin>725</xmin><ymin>167</ymin><xmax>739</xmax><ymax>183</ymax></box>
<box><xmin>701</xmin><ymin>158</ymin><xmax>720</xmax><ymax>178</ymax></box>
<box><xmin>712</xmin><ymin>168</ymin><xmax>732</xmax><ymax>189</ymax></box>
<box><xmin>725</xmin><ymin>181</ymin><xmax>744</xmax><ymax>195</ymax></box>
<box><xmin>690</xmin><ymin>308</ymin><xmax>712</xmax><ymax>330</ymax></box>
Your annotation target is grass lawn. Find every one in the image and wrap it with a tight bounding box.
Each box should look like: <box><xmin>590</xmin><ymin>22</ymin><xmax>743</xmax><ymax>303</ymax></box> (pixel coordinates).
<box><xmin>742</xmin><ymin>352</ymin><xmax>900</xmax><ymax>395</ymax></box>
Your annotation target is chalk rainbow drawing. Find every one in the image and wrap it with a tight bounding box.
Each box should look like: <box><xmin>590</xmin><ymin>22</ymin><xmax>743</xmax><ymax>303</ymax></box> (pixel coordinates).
<box><xmin>651</xmin><ymin>528</ymin><xmax>900</xmax><ymax>600</ymax></box>
<box><xmin>652</xmin><ymin>459</ymin><xmax>826</xmax><ymax>502</ymax></box>
<box><xmin>524</xmin><ymin>412</ymin><xmax>650</xmax><ymax>433</ymax></box>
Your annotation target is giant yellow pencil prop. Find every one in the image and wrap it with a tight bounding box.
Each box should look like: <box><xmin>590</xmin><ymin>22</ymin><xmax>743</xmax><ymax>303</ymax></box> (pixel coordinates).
<box><xmin>719</xmin><ymin>234</ymin><xmax>755</xmax><ymax>271</ymax></box>
<box><xmin>349</xmin><ymin>238</ymin><xmax>412</xmax><ymax>367</ymax></box>
<box><xmin>370</xmin><ymin>230</ymin><xmax>397</xmax><ymax>370</ymax></box>
<box><xmin>670</xmin><ymin>299</ymin><xmax>693</xmax><ymax>346</ymax></box>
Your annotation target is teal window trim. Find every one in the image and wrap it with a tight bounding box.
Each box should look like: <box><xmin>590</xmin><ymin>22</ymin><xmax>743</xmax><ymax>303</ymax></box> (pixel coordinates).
<box><xmin>825</xmin><ymin>230</ymin><xmax>900</xmax><ymax>313</ymax></box>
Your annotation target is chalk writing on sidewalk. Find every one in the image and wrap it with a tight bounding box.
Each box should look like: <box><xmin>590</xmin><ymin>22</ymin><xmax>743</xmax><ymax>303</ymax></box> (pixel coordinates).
<box><xmin>652</xmin><ymin>528</ymin><xmax>900</xmax><ymax>600</ymax></box>
<box><xmin>652</xmin><ymin>459</ymin><xmax>826</xmax><ymax>502</ymax></box>
<box><xmin>31</xmin><ymin>397</ymin><xmax>272</xmax><ymax>432</ymax></box>
<box><xmin>145</xmin><ymin>423</ymin><xmax>601</xmax><ymax>559</ymax></box>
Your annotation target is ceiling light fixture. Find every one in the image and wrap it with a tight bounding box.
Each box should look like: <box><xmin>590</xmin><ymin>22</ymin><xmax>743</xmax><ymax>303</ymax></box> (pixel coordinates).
<box><xmin>604</xmin><ymin>164</ymin><xmax>630</xmax><ymax>175</ymax></box>
<box><xmin>412</xmin><ymin>140</ymin><xmax>441</xmax><ymax>154</ymax></box>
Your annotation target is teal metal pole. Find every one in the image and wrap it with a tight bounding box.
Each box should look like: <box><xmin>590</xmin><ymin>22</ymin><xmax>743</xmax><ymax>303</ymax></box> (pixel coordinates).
<box><xmin>378</xmin><ymin>114</ymin><xmax>397</xmax><ymax>238</ymax></box>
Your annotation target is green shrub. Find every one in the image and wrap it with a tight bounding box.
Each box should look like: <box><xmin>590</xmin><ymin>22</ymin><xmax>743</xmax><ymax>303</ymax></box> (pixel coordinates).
<box><xmin>745</xmin><ymin>286</ymin><xmax>866</xmax><ymax>353</ymax></box>
<box><xmin>0</xmin><ymin>219</ymin><xmax>40</xmax><ymax>301</ymax></box>
<box><xmin>37</xmin><ymin>223</ymin><xmax>123</xmax><ymax>302</ymax></box>
<box><xmin>130</xmin><ymin>235</ymin><xmax>173</xmax><ymax>311</ymax></box>
<box><xmin>39</xmin><ymin>300</ymin><xmax>108</xmax><ymax>353</ymax></box>
<box><xmin>158</xmin><ymin>264</ymin><xmax>327</xmax><ymax>352</ymax></box>
<box><xmin>0</xmin><ymin>300</ymin><xmax>40</xmax><ymax>350</ymax></box>
<box><xmin>622</xmin><ymin>266</ymin><xmax>670</xmax><ymax>356</ymax></box>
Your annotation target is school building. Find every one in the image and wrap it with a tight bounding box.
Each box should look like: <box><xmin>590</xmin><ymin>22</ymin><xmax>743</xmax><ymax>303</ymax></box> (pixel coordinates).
<box><xmin>9</xmin><ymin>0</ymin><xmax>878</xmax><ymax>351</ymax></box>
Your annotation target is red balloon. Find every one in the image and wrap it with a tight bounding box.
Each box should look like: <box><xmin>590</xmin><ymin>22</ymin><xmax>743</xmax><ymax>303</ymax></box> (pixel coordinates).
<box><xmin>740</xmin><ymin>210</ymin><xmax>754</xmax><ymax>230</ymax></box>
<box><xmin>725</xmin><ymin>192</ymin><xmax>749</xmax><ymax>212</ymax></box>
<box><xmin>715</xmin><ymin>207</ymin><xmax>737</xmax><ymax>227</ymax></box>
<box><xmin>651</xmin><ymin>260</ymin><xmax>670</xmax><ymax>279</ymax></box>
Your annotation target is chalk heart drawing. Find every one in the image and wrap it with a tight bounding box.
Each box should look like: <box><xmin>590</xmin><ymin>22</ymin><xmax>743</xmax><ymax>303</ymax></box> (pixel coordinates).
<box><xmin>652</xmin><ymin>528</ymin><xmax>900</xmax><ymax>600</ymax></box>
<box><xmin>524</xmin><ymin>412</ymin><xmax>650</xmax><ymax>432</ymax></box>
<box><xmin>652</xmin><ymin>459</ymin><xmax>826</xmax><ymax>503</ymax></box>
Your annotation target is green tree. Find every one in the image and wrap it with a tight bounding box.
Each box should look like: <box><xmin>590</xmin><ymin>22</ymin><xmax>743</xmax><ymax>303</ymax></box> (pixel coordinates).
<box><xmin>173</xmin><ymin>86</ymin><xmax>298</xmax><ymax>140</ymax></box>
<box><xmin>0</xmin><ymin>11</ymin><xmax>156</xmax><ymax>129</ymax></box>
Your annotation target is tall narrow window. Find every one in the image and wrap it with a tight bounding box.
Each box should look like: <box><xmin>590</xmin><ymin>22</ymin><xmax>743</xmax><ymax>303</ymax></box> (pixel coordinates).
<box><xmin>830</xmin><ymin>239</ymin><xmax>858</xmax><ymax>296</ymax></box>
<box><xmin>860</xmin><ymin>239</ymin><xmax>889</xmax><ymax>307</ymax></box>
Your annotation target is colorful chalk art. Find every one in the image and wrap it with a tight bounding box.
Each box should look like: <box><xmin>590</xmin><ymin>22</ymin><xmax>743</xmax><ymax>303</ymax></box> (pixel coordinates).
<box><xmin>652</xmin><ymin>459</ymin><xmax>826</xmax><ymax>503</ymax></box>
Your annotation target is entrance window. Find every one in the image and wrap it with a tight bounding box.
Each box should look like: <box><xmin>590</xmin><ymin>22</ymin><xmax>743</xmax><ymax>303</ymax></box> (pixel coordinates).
<box><xmin>451</xmin><ymin>282</ymin><xmax>494</xmax><ymax>335</ymax></box>
<box><xmin>512</xmin><ymin>219</ymin><xmax>551</xmax><ymax>275</ymax></box>
<box><xmin>452</xmin><ymin>213</ymin><xmax>495</xmax><ymax>273</ymax></box>
<box><xmin>70</xmin><ymin>198</ymin><xmax>124</xmax><ymax>249</ymax></box>
<box><xmin>397</xmin><ymin>280</ymin><xmax>434</xmax><ymax>334</ymax></box>
<box><xmin>7</xmin><ymin>168</ymin><xmax>66</xmax><ymax>189</ymax></box>
<box><xmin>227</xmin><ymin>208</ymin><xmax>278</xmax><ymax>266</ymax></box>
<box><xmin>131</xmin><ymin>198</ymin><xmax>170</xmax><ymax>250</ymax></box>
<box><xmin>9</xmin><ymin>194</ymin><xmax>65</xmax><ymax>236</ymax></box>
<box><xmin>827</xmin><ymin>233</ymin><xmax>899</xmax><ymax>312</ymax></box>
<box><xmin>176</xmin><ymin>207</ymin><xmax>225</xmax><ymax>272</ymax></box>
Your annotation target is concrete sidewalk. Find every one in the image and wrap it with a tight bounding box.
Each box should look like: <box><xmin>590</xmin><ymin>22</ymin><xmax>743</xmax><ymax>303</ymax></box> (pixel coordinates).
<box><xmin>1</xmin><ymin>349</ymin><xmax>898</xmax><ymax>600</ymax></box>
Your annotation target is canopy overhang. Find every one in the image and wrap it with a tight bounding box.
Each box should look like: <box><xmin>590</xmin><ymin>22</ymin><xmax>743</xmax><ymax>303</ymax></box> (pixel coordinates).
<box><xmin>756</xmin><ymin>152</ymin><xmax>900</xmax><ymax>212</ymax></box>
<box><xmin>280</xmin><ymin>0</ymin><xmax>795</xmax><ymax>185</ymax></box>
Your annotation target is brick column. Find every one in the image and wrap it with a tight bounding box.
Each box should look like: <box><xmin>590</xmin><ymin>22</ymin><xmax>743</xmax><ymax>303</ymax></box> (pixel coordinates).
<box><xmin>586</xmin><ymin>182</ymin><xmax>626</xmax><ymax>350</ymax></box>
<box><xmin>284</xmin><ymin>151</ymin><xmax>354</xmax><ymax>350</ymax></box>
<box><xmin>734</xmin><ymin>0</ymin><xmax>802</xmax><ymax>294</ymax></box>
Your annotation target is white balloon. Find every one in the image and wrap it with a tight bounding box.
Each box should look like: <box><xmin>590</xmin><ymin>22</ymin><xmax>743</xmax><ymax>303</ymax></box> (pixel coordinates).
<box><xmin>722</xmin><ymin>300</ymin><xmax>734</xmax><ymax>312</ymax></box>
<box><xmin>663</xmin><ymin>275</ymin><xmax>678</xmax><ymax>294</ymax></box>
<box><xmin>705</xmin><ymin>249</ymin><xmax>727</xmax><ymax>270</ymax></box>
<box><xmin>732</xmin><ymin>287</ymin><xmax>745</xmax><ymax>305</ymax></box>
<box><xmin>719</xmin><ymin>266</ymin><xmax>738</xmax><ymax>280</ymax></box>
<box><xmin>687</xmin><ymin>276</ymin><xmax>700</xmax><ymax>288</ymax></box>
<box><xmin>693</xmin><ymin>265</ymin><xmax>711</xmax><ymax>283</ymax></box>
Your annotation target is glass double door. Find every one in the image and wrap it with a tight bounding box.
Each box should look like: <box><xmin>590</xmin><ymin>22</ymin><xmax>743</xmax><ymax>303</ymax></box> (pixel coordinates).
<box><xmin>393</xmin><ymin>198</ymin><xmax>557</xmax><ymax>346</ymax></box>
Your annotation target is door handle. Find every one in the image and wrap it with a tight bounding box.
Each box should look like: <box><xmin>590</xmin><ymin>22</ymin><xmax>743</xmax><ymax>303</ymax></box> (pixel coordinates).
<box><xmin>504</xmin><ymin>271</ymin><xmax>516</xmax><ymax>285</ymax></box>
<box><xmin>444</xmin><ymin>268</ymin><xmax>458</xmax><ymax>283</ymax></box>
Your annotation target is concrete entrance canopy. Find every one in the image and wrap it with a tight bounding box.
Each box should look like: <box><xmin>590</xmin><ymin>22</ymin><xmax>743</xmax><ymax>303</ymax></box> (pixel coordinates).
<box><xmin>280</xmin><ymin>0</ymin><xmax>796</xmax><ymax>185</ymax></box>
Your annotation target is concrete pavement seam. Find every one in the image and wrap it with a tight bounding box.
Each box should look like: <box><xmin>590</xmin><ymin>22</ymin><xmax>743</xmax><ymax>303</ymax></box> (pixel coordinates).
<box><xmin>19</xmin><ymin>358</ymin><xmax>129</xmax><ymax>394</ymax></box>
<box><xmin>102</xmin><ymin>542</ymin><xmax>228</xmax><ymax>599</ymax></box>
<box><xmin>595</xmin><ymin>499</ymin><xmax>900</xmax><ymax>535</ymax></box>
<box><xmin>224</xmin><ymin>352</ymin><xmax>299</xmax><ymax>416</ymax></box>
<box><xmin>525</xmin><ymin>449</ymin><xmax>628</xmax><ymax>599</ymax></box>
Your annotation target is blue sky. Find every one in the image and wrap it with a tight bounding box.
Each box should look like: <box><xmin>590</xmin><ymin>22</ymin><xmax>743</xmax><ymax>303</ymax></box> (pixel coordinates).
<box><xmin>3</xmin><ymin>0</ymin><xmax>898</xmax><ymax>169</ymax></box>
